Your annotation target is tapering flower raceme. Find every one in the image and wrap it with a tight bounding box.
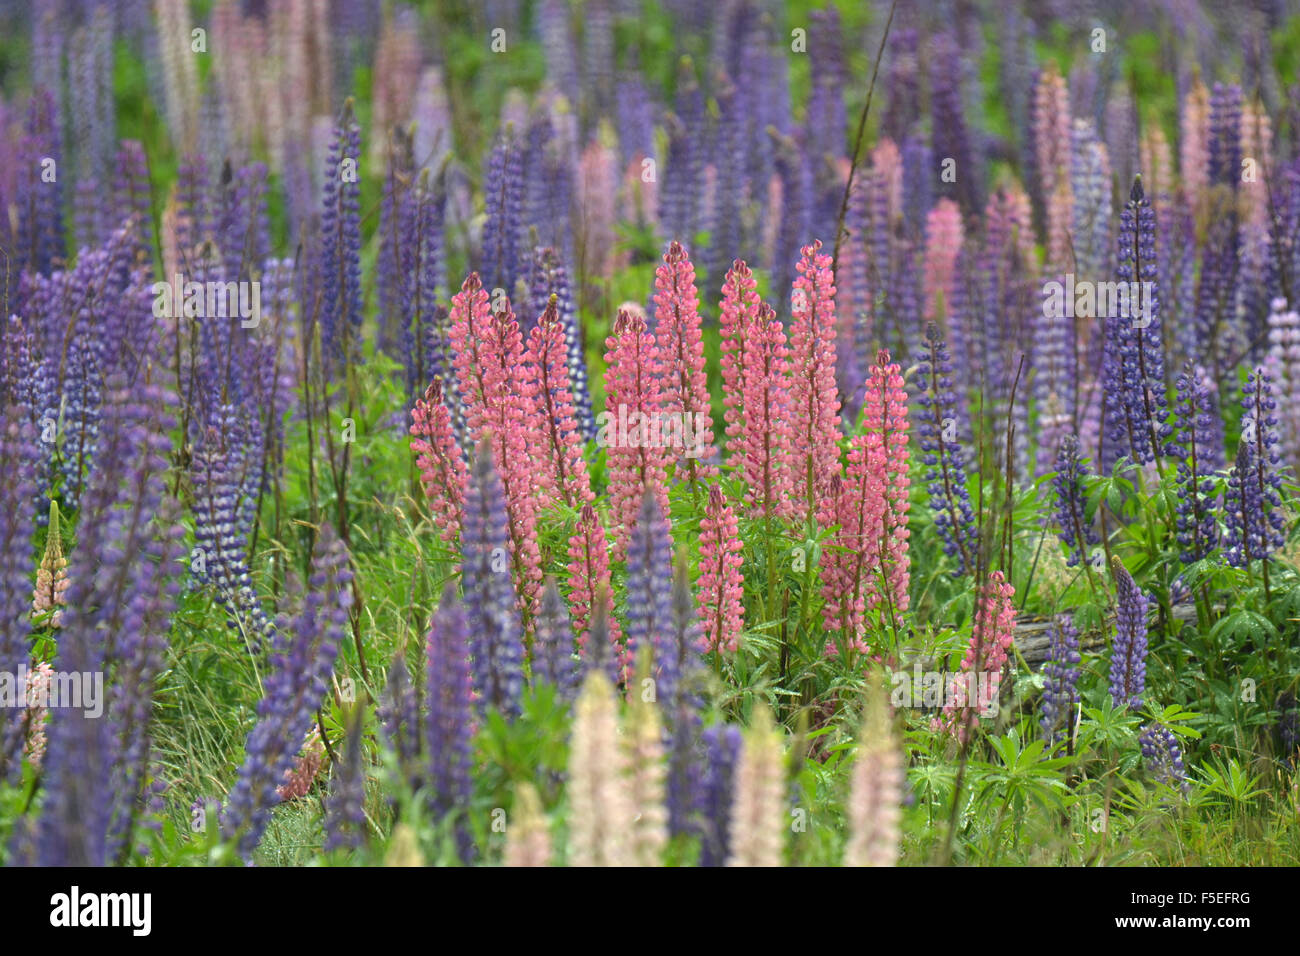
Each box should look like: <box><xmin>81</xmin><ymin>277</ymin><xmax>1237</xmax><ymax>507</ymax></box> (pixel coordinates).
<box><xmin>409</xmin><ymin>378</ymin><xmax>469</xmax><ymax>546</ymax></box>
<box><xmin>523</xmin><ymin>296</ymin><xmax>594</xmax><ymax>509</ymax></box>
<box><xmin>532</xmin><ymin>577</ymin><xmax>581</xmax><ymax>701</ymax></box>
<box><xmin>654</xmin><ymin>241</ymin><xmax>717</xmax><ymax>484</ymax></box>
<box><xmin>726</xmin><ymin>705</ymin><xmax>786</xmax><ymax>867</ymax></box>
<box><xmin>1040</xmin><ymin>615</ymin><xmax>1082</xmax><ymax>745</ymax></box>
<box><xmin>622</xmin><ymin>665</ymin><xmax>668</xmax><ymax>866</ymax></box>
<box><xmin>221</xmin><ymin>524</ymin><xmax>353</xmax><ymax>859</ymax></box>
<box><xmin>448</xmin><ymin>272</ymin><xmax>495</xmax><ymax>434</ymax></box>
<box><xmin>16</xmin><ymin>88</ymin><xmax>64</xmax><ymax>276</ymax></box>
<box><xmin>568</xmin><ymin>671</ymin><xmax>631</xmax><ymax>866</ymax></box>
<box><xmin>1167</xmin><ymin>363</ymin><xmax>1221</xmax><ymax>564</ymax></box>
<box><xmin>602</xmin><ymin>308</ymin><xmax>671</xmax><ymax>560</ymax></box>
<box><xmin>566</xmin><ymin>504</ymin><xmax>625</xmax><ymax>676</ymax></box>
<box><xmin>323</xmin><ymin>708</ymin><xmax>367</xmax><ymax>852</ymax></box>
<box><xmin>401</xmin><ymin>169</ymin><xmax>448</xmax><ymax>407</ymax></box>
<box><xmin>461</xmin><ymin>443</ymin><xmax>525</xmax><ymax>719</ymax></box>
<box><xmin>425</xmin><ymin>583</ymin><xmax>476</xmax><ymax>863</ymax></box>
<box><xmin>625</xmin><ymin>489</ymin><xmax>677</xmax><ymax>704</ymax></box>
<box><xmin>1139</xmin><ymin>723</ymin><xmax>1191</xmax><ymax>795</ymax></box>
<box><xmin>318</xmin><ymin>100</ymin><xmax>363</xmax><ymax>371</ymax></box>
<box><xmin>378</xmin><ymin>653</ymin><xmax>421</xmax><ymax>788</ymax></box>
<box><xmin>929</xmin><ymin>32</ymin><xmax>980</xmax><ymax>215</ymax></box>
<box><xmin>191</xmin><ymin>403</ymin><xmax>274</xmax><ymax>652</ymax></box>
<box><xmin>524</xmin><ymin>247</ymin><xmax>595</xmax><ymax>441</ymax></box>
<box><xmin>737</xmin><ymin>302</ymin><xmax>794</xmax><ymax>520</ymax></box>
<box><xmin>719</xmin><ymin>259</ymin><xmax>761</xmax><ymax>443</ymax></box>
<box><xmin>503</xmin><ymin>783</ymin><xmax>551</xmax><ymax>867</ymax></box>
<box><xmin>861</xmin><ymin>350</ymin><xmax>911</xmax><ymax>624</ymax></box>
<box><xmin>0</xmin><ymin>406</ymin><xmax>37</xmax><ymax>782</ymax></box>
<box><xmin>452</xmin><ymin>291</ymin><xmax>544</xmax><ymax>624</ymax></box>
<box><xmin>922</xmin><ymin>200</ymin><xmax>963</xmax><ymax>323</ymax></box>
<box><xmin>697</xmin><ymin>486</ymin><xmax>745</xmax><ymax>654</ymax></box>
<box><xmin>1224</xmin><ymin>368</ymin><xmax>1286</xmax><ymax>568</ymax></box>
<box><xmin>1180</xmin><ymin>79</ymin><xmax>1210</xmax><ymax>199</ymax></box>
<box><xmin>377</xmin><ymin>128</ymin><xmax>416</xmax><ymax>358</ymax></box>
<box><xmin>1208</xmin><ymin>83</ymin><xmax>1243</xmax><ymax>188</ymax></box>
<box><xmin>820</xmin><ymin>473</ymin><xmax>883</xmax><ymax>655</ymax></box>
<box><xmin>844</xmin><ymin>682</ymin><xmax>902</xmax><ymax>867</ymax></box>
<box><xmin>1108</xmin><ymin>557</ymin><xmax>1149</xmax><ymax>710</ymax></box>
<box><xmin>35</xmin><ymin>379</ymin><xmax>185</xmax><ymax>864</ymax></box>
<box><xmin>915</xmin><ymin>325</ymin><xmax>978</xmax><ymax>573</ymax></box>
<box><xmin>1052</xmin><ymin>434</ymin><xmax>1099</xmax><ymax>568</ymax></box>
<box><xmin>666</xmin><ymin>554</ymin><xmax>708</xmax><ymax>838</ymax></box>
<box><xmin>696</xmin><ymin>724</ymin><xmax>743</xmax><ymax>867</ymax></box>
<box><xmin>1032</xmin><ymin>63</ymin><xmax>1072</xmax><ymax>248</ymax></box>
<box><xmin>788</xmin><ymin>240</ymin><xmax>843</xmax><ymax>525</ymax></box>
<box><xmin>1070</xmin><ymin>119</ymin><xmax>1113</xmax><ymax>283</ymax></box>
<box><xmin>940</xmin><ymin>570</ymin><xmax>1017</xmax><ymax>738</ymax></box>
<box><xmin>1101</xmin><ymin>177</ymin><xmax>1166</xmax><ymax>472</ymax></box>
<box><xmin>1266</xmin><ymin>298</ymin><xmax>1300</xmax><ymax>461</ymax></box>
<box><xmin>481</xmin><ymin>125</ymin><xmax>525</xmax><ymax>297</ymax></box>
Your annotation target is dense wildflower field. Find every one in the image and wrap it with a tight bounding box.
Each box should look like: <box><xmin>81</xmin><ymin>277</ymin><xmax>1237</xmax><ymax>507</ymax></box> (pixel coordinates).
<box><xmin>1</xmin><ymin>0</ymin><xmax>1300</xmax><ymax>872</ymax></box>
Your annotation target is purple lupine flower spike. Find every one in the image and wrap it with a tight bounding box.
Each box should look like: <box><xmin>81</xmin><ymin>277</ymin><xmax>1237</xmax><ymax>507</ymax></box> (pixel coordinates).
<box><xmin>426</xmin><ymin>581</ymin><xmax>476</xmax><ymax>863</ymax></box>
<box><xmin>1052</xmin><ymin>434</ymin><xmax>1098</xmax><ymax>568</ymax></box>
<box><xmin>1040</xmin><ymin>615</ymin><xmax>1081</xmax><ymax>745</ymax></box>
<box><xmin>319</xmin><ymin>100</ymin><xmax>364</xmax><ymax>372</ymax></box>
<box><xmin>1101</xmin><ymin>176</ymin><xmax>1165</xmax><ymax>472</ymax></box>
<box><xmin>916</xmin><ymin>323</ymin><xmax>978</xmax><ymax>574</ymax></box>
<box><xmin>1108</xmin><ymin>557</ymin><xmax>1149</xmax><ymax>710</ymax></box>
<box><xmin>666</xmin><ymin>555</ymin><xmax>705</xmax><ymax>838</ymax></box>
<box><xmin>461</xmin><ymin>440</ymin><xmax>524</xmax><ymax>717</ymax></box>
<box><xmin>0</xmin><ymin>405</ymin><xmax>37</xmax><ymax>783</ymax></box>
<box><xmin>481</xmin><ymin>125</ymin><xmax>525</xmax><ymax>299</ymax></box>
<box><xmin>1139</xmin><ymin>723</ymin><xmax>1191</xmax><ymax>795</ymax></box>
<box><xmin>221</xmin><ymin>524</ymin><xmax>352</xmax><ymax>859</ymax></box>
<box><xmin>324</xmin><ymin>708</ymin><xmax>367</xmax><ymax>852</ymax></box>
<box><xmin>1167</xmin><ymin>362</ymin><xmax>1221</xmax><ymax>564</ymax></box>
<box><xmin>532</xmin><ymin>576</ymin><xmax>581</xmax><ymax>701</ymax></box>
<box><xmin>696</xmin><ymin>724</ymin><xmax>743</xmax><ymax>867</ymax></box>
<box><xmin>624</xmin><ymin>488</ymin><xmax>675</xmax><ymax>706</ymax></box>
<box><xmin>1224</xmin><ymin>368</ymin><xmax>1286</xmax><ymax>569</ymax></box>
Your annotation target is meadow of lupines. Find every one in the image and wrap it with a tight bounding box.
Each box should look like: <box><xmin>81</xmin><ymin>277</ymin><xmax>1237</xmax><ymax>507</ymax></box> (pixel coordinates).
<box><xmin>1</xmin><ymin>0</ymin><xmax>1299</xmax><ymax>869</ymax></box>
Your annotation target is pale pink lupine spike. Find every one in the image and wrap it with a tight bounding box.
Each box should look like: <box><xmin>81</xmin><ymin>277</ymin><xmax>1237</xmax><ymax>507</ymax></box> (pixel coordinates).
<box><xmin>577</xmin><ymin>142</ymin><xmax>618</xmax><ymax>280</ymax></box>
<box><xmin>719</xmin><ymin>259</ymin><xmax>760</xmax><ymax>445</ymax></box>
<box><xmin>1180</xmin><ymin>78</ymin><xmax>1210</xmax><ymax>201</ymax></box>
<box><xmin>653</xmin><ymin>241</ymin><xmax>717</xmax><ymax>486</ymax></box>
<box><xmin>739</xmin><ymin>302</ymin><xmax>795</xmax><ymax>521</ymax></box>
<box><xmin>697</xmin><ymin>485</ymin><xmax>745</xmax><ymax>654</ymax></box>
<box><xmin>602</xmin><ymin>308</ymin><xmax>671</xmax><ymax>561</ymax></box>
<box><xmin>788</xmin><ymin>240</ymin><xmax>843</xmax><ymax>526</ymax></box>
<box><xmin>870</xmin><ymin>139</ymin><xmax>903</xmax><ymax>227</ymax></box>
<box><xmin>1033</xmin><ymin>62</ymin><xmax>1072</xmax><ymax>231</ymax></box>
<box><xmin>861</xmin><ymin>349</ymin><xmax>911</xmax><ymax>627</ymax></box>
<box><xmin>922</xmin><ymin>200</ymin><xmax>963</xmax><ymax>326</ymax></box>
<box><xmin>524</xmin><ymin>295</ymin><xmax>595</xmax><ymax>510</ymax></box>
<box><xmin>1240</xmin><ymin>101</ymin><xmax>1272</xmax><ymax>228</ymax></box>
<box><xmin>844</xmin><ymin>680</ymin><xmax>902</xmax><ymax>867</ymax></box>
<box><xmin>409</xmin><ymin>378</ymin><xmax>469</xmax><ymax>546</ymax></box>
<box><xmin>566</xmin><ymin>503</ymin><xmax>624</xmax><ymax>668</ymax></box>
<box><xmin>727</xmin><ymin>705</ymin><xmax>786</xmax><ymax>867</ymax></box>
